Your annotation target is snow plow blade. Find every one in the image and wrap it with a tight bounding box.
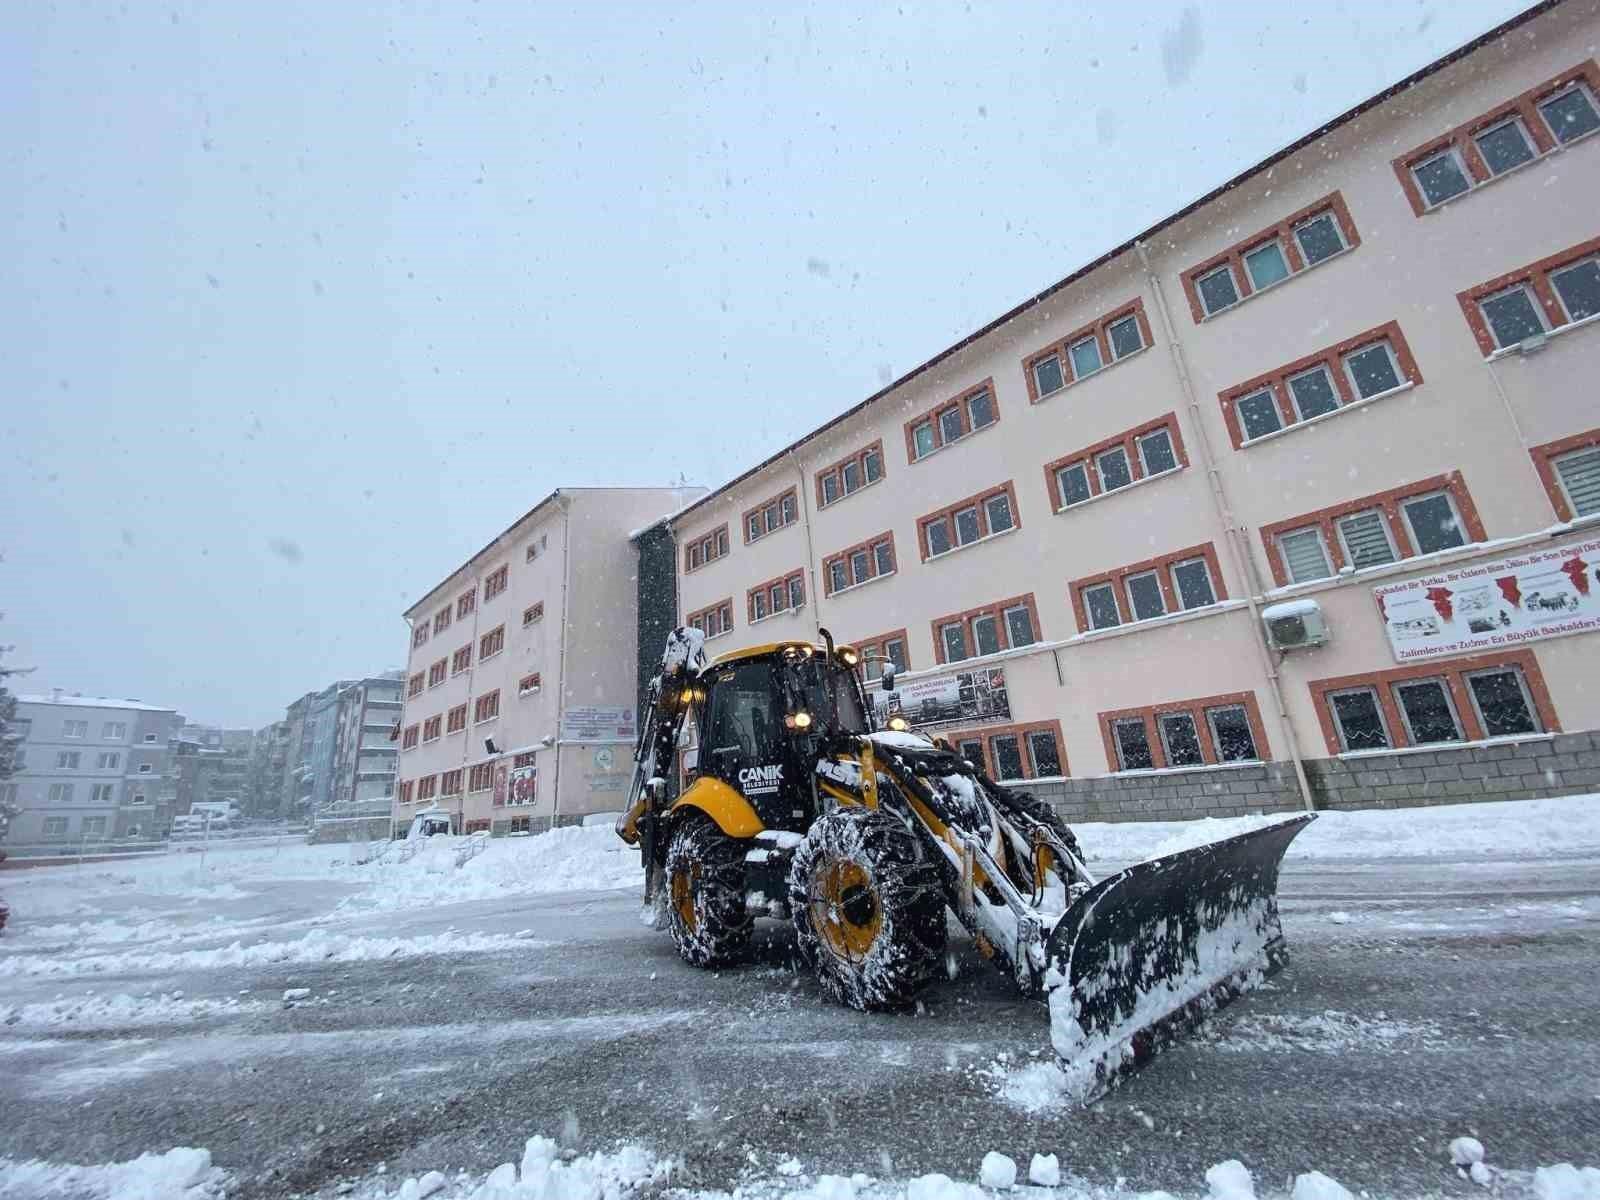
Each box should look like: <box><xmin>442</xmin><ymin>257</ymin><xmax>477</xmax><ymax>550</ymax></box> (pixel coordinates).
<box><xmin>1043</xmin><ymin>814</ymin><xmax>1315</xmax><ymax>1100</ymax></box>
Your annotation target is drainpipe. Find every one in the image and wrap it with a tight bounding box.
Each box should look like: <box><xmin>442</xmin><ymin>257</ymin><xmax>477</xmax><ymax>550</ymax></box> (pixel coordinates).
<box><xmin>551</xmin><ymin>493</ymin><xmax>575</xmax><ymax>828</ymax></box>
<box><xmin>1134</xmin><ymin>241</ymin><xmax>1318</xmax><ymax>813</ymax></box>
<box><xmin>789</xmin><ymin>449</ymin><xmax>824</xmax><ymax>638</ymax></box>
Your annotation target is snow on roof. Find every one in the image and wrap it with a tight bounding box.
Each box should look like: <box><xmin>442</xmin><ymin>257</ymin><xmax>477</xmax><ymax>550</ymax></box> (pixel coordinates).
<box><xmin>16</xmin><ymin>694</ymin><xmax>176</xmax><ymax>712</ymax></box>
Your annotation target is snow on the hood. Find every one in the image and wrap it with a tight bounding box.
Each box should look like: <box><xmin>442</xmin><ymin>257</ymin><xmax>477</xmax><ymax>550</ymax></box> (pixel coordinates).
<box><xmin>0</xmin><ymin>1146</ymin><xmax>223</xmax><ymax>1199</ymax></box>
<box><xmin>0</xmin><ymin>927</ymin><xmax>540</xmax><ymax>980</ymax></box>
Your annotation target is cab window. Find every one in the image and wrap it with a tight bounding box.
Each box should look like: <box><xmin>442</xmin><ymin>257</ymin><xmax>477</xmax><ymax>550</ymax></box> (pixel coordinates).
<box><xmin>702</xmin><ymin>661</ymin><xmax>783</xmax><ymax>763</ymax></box>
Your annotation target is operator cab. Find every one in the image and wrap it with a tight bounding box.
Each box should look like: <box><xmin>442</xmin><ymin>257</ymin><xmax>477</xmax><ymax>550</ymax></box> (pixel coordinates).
<box><xmin>688</xmin><ymin>640</ymin><xmax>871</xmax><ymax>831</ymax></box>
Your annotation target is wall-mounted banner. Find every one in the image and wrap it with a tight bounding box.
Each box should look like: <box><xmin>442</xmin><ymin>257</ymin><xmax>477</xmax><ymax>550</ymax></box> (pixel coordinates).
<box><xmin>872</xmin><ymin>666</ymin><xmax>1011</xmax><ymax>730</ymax></box>
<box><xmin>560</xmin><ymin>705</ymin><xmax>637</xmax><ymax>741</ymax></box>
<box><xmin>492</xmin><ymin>762</ymin><xmax>510</xmax><ymax>807</ymax></box>
<box><xmin>1375</xmin><ymin>536</ymin><xmax>1599</xmax><ymax>663</ymax></box>
<box><xmin>506</xmin><ymin>765</ymin><xmax>538</xmax><ymax>808</ymax></box>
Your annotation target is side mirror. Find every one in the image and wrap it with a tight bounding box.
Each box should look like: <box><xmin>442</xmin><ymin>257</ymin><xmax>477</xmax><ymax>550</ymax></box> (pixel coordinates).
<box><xmin>881</xmin><ymin>664</ymin><xmax>897</xmax><ymax>693</ymax></box>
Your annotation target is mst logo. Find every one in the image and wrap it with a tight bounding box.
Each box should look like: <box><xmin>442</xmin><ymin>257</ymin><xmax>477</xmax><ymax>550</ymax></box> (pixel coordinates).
<box><xmin>738</xmin><ymin>764</ymin><xmax>783</xmax><ymax>795</ymax></box>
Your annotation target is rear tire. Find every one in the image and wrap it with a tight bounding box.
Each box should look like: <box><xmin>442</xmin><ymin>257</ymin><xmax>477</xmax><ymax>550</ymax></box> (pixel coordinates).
<box><xmin>789</xmin><ymin>806</ymin><xmax>947</xmax><ymax>1011</ymax></box>
<box><xmin>664</xmin><ymin>815</ymin><xmax>752</xmax><ymax>967</ymax></box>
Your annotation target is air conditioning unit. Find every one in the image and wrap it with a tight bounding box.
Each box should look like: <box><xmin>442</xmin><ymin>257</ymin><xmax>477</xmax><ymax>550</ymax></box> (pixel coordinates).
<box><xmin>1262</xmin><ymin>599</ymin><xmax>1329</xmax><ymax>651</ymax></box>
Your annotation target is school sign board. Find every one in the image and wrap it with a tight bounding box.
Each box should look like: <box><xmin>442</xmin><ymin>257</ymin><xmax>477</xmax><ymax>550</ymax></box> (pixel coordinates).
<box><xmin>1375</xmin><ymin>536</ymin><xmax>1600</xmax><ymax>663</ymax></box>
<box><xmin>872</xmin><ymin>666</ymin><xmax>1011</xmax><ymax>730</ymax></box>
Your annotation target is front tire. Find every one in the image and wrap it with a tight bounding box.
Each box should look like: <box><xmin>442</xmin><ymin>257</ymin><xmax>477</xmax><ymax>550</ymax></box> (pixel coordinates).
<box><xmin>789</xmin><ymin>806</ymin><xmax>947</xmax><ymax>1011</ymax></box>
<box><xmin>664</xmin><ymin>815</ymin><xmax>752</xmax><ymax>967</ymax></box>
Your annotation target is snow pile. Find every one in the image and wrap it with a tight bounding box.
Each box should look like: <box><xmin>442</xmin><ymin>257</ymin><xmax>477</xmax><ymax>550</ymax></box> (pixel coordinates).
<box><xmin>0</xmin><ymin>927</ymin><xmax>540</xmax><ymax>979</ymax></box>
<box><xmin>0</xmin><ymin>990</ymin><xmax>264</xmax><ymax>1029</ymax></box>
<box><xmin>977</xmin><ymin>1153</ymin><xmax>1016</xmax><ymax>1189</ymax></box>
<box><xmin>1205</xmin><ymin>1161</ymin><xmax>1255</xmax><ymax>1200</ymax></box>
<box><xmin>1531</xmin><ymin>1163</ymin><xmax>1600</xmax><ymax>1200</ymax></box>
<box><xmin>1028</xmin><ymin>1155</ymin><xmax>1060</xmax><ymax>1188</ymax></box>
<box><xmin>339</xmin><ymin>824</ymin><xmax>643</xmax><ymax>914</ymax></box>
<box><xmin>368</xmin><ymin>1134</ymin><xmax>671</xmax><ymax>1200</ymax></box>
<box><xmin>1075</xmin><ymin>795</ymin><xmax>1600</xmax><ymax>863</ymax></box>
<box><xmin>976</xmin><ymin>1057</ymin><xmax>1073</xmax><ymax>1113</ymax></box>
<box><xmin>0</xmin><ymin>1146</ymin><xmax>222</xmax><ymax>1199</ymax></box>
<box><xmin>1291</xmin><ymin>1171</ymin><xmax>1355</xmax><ymax>1200</ymax></box>
<box><xmin>1200</xmin><ymin>1009</ymin><xmax>1447</xmax><ymax>1055</ymax></box>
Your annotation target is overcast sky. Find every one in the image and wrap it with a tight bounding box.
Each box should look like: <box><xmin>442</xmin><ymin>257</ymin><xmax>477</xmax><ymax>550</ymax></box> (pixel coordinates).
<box><xmin>4</xmin><ymin>1</ymin><xmax>1529</xmax><ymax>728</ymax></box>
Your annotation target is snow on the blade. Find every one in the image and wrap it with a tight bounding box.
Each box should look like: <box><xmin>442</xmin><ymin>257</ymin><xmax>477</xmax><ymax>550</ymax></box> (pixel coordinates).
<box><xmin>0</xmin><ymin>1146</ymin><xmax>222</xmax><ymax>1199</ymax></box>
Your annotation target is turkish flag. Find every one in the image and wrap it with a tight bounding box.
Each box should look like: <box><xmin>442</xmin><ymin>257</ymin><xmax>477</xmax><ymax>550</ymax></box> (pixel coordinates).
<box><xmin>1495</xmin><ymin>576</ymin><xmax>1522</xmax><ymax>608</ymax></box>
<box><xmin>1425</xmin><ymin>587</ymin><xmax>1455</xmax><ymax>622</ymax></box>
<box><xmin>1561</xmin><ymin>556</ymin><xmax>1591</xmax><ymax>596</ymax></box>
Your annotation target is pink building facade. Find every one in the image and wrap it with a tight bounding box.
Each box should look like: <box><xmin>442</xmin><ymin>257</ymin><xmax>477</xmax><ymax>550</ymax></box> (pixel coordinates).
<box><xmin>670</xmin><ymin>3</ymin><xmax>1600</xmax><ymax>818</ymax></box>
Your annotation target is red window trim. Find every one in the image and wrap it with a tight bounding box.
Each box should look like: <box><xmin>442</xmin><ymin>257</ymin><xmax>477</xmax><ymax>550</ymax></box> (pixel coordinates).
<box><xmin>401</xmin><ymin>724</ymin><xmax>420</xmax><ymax>750</ymax></box>
<box><xmin>1530</xmin><ymin>426</ymin><xmax>1600</xmax><ymax>521</ymax></box>
<box><xmin>1258</xmin><ymin>472</ymin><xmax>1487</xmax><ymax>586</ymax></box>
<box><xmin>398</xmin><ymin>780</ymin><xmax>414</xmax><ymax>805</ymax></box>
<box><xmin>746</xmin><ymin>569</ymin><xmax>807</xmax><ymax>621</ymax></box>
<box><xmin>427</xmin><ymin>659</ymin><xmax>447</xmax><ymax>688</ymax></box>
<box><xmin>411</xmin><ymin>624</ymin><xmax>429</xmax><ymax>648</ymax></box>
<box><xmin>1069</xmin><ymin>542</ymin><xmax>1228</xmax><ymax>632</ymax></box>
<box><xmin>518</xmin><ymin>672</ymin><xmax>542</xmax><ymax>694</ymax></box>
<box><xmin>451</xmin><ymin>645</ymin><xmax>472</xmax><ymax>675</ymax></box>
<box><xmin>1454</xmin><ymin>234</ymin><xmax>1600</xmax><ymax>356</ymax></box>
<box><xmin>441</xmin><ymin>769</ymin><xmax>463</xmax><ymax>796</ymax></box>
<box><xmin>742</xmin><ymin>486</ymin><xmax>800</xmax><ymax>545</ymax></box>
<box><xmin>483</xmin><ymin>564</ymin><xmax>509</xmax><ymax>601</ymax></box>
<box><xmin>929</xmin><ymin>593</ymin><xmax>1042</xmax><ymax>665</ymax></box>
<box><xmin>1306</xmin><ymin>650</ymin><xmax>1559</xmax><ymax>755</ymax></box>
<box><xmin>432</xmin><ymin>607</ymin><xmax>452</xmax><ymax>635</ymax></box>
<box><xmin>1392</xmin><ymin>60</ymin><xmax>1600</xmax><ymax>216</ymax></box>
<box><xmin>815</xmin><ymin>440</ymin><xmax>886</xmax><ymax>508</ymax></box>
<box><xmin>848</xmin><ymin>628</ymin><xmax>911</xmax><ymax>675</ymax></box>
<box><xmin>903</xmin><ymin>377</ymin><xmax>1000</xmax><ymax>464</ymax></box>
<box><xmin>1042</xmin><ymin>412</ymin><xmax>1190</xmax><ymax>511</ymax></box>
<box><xmin>1217</xmin><ymin>320</ymin><xmax>1424</xmax><ymax>450</ymax></box>
<box><xmin>446</xmin><ymin>703</ymin><xmax>467</xmax><ymax>734</ymax></box>
<box><xmin>457</xmin><ymin>588</ymin><xmax>477</xmax><ymax>619</ymax></box>
<box><xmin>684</xmin><ymin>522</ymin><xmax>731</xmax><ymax>572</ymax></box>
<box><xmin>479</xmin><ymin>624</ymin><xmax>505</xmax><ymax>660</ymax></box>
<box><xmin>407</xmin><ymin>672</ymin><xmax>425</xmax><ymax>698</ymax></box>
<box><xmin>1098</xmin><ymin>691</ymin><xmax>1271</xmax><ymax>771</ymax></box>
<box><xmin>473</xmin><ymin>690</ymin><xmax>501</xmax><ymax>724</ymax></box>
<box><xmin>943</xmin><ymin>720</ymin><xmax>1068</xmax><ymax>781</ymax></box>
<box><xmin>916</xmin><ymin>481</ymin><xmax>1021</xmax><ymax>561</ymax></box>
<box><xmin>1179</xmin><ymin>193</ymin><xmax>1361</xmax><ymax>323</ymax></box>
<box><xmin>422</xmin><ymin>716</ymin><xmax>442</xmax><ymax>742</ymax></box>
<box><xmin>523</xmin><ymin>601</ymin><xmax>545</xmax><ymax>626</ymax></box>
<box><xmin>685</xmin><ymin>597</ymin><xmax>735</xmax><ymax>638</ymax></box>
<box><xmin>822</xmin><ymin>531</ymin><xmax>897</xmax><ymax>596</ymax></box>
<box><xmin>1021</xmin><ymin>298</ymin><xmax>1155</xmax><ymax>402</ymax></box>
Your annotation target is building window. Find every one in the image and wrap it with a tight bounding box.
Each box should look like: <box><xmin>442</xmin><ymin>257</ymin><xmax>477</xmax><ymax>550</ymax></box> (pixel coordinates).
<box><xmin>1032</xmin><ymin>353</ymin><xmax>1064</xmax><ymax>397</ymax></box>
<box><xmin>1341</xmin><ymin>340</ymin><xmax>1403</xmax><ymax>399</ymax></box>
<box><xmin>991</xmin><ymin>734</ymin><xmax>1024</xmax><ymax>781</ymax></box>
<box><xmin>1479</xmin><ymin>284</ymin><xmax>1547</xmax><ymax>349</ymax></box>
<box><xmin>433</xmin><ymin>608</ymin><xmax>451</xmax><ymax>636</ymax></box>
<box><xmin>1095</xmin><ymin>446</ymin><xmax>1132</xmax><ymax>491</ymax></box>
<box><xmin>855</xmin><ymin>630</ymin><xmax>910</xmax><ymax>680</ymax></box>
<box><xmin>63</xmin><ymin>720</ymin><xmax>87</xmax><ymax>739</ymax></box>
<box><xmin>479</xmin><ymin>624</ymin><xmax>505</xmax><ymax>661</ymax></box>
<box><xmin>823</xmin><ymin>535</ymin><xmax>893</xmax><ymax>596</ymax></box>
<box><xmin>56</xmin><ymin>751</ymin><xmax>81</xmax><ymax>769</ymax></box>
<box><xmin>1243</xmin><ymin>239</ymin><xmax>1290</xmax><ymax>290</ymax></box>
<box><xmin>1157</xmin><ymin>712</ymin><xmax>1204</xmax><ymax>767</ymax></box>
<box><xmin>931</xmin><ymin>595</ymin><xmax>1041</xmax><ymax>664</ymax></box>
<box><xmin>1286</xmin><ymin>365</ymin><xmax>1339</xmax><ymax>420</ymax></box>
<box><xmin>1125</xmin><ymin>571</ymin><xmax>1165</xmax><ymax>621</ymax></box>
<box><xmin>441</xmin><ymin>769</ymin><xmax>463</xmax><ymax>796</ymax></box>
<box><xmin>422</xmin><ymin>716</ymin><xmax>442</xmax><ymax>742</ymax></box>
<box><xmin>137</xmin><ymin>763</ymin><xmax>152</xmax><ymax>774</ymax></box>
<box><xmin>1023</xmin><ymin>300</ymin><xmax>1150</xmax><ymax>401</ymax></box>
<box><xmin>1003</xmin><ymin>604</ymin><xmax>1034</xmax><ymax>649</ymax></box>
<box><xmin>457</xmin><ymin>588</ymin><xmax>477</xmax><ymax>619</ymax></box>
<box><xmin>906</xmin><ymin>380</ymin><xmax>1001</xmax><ymax>460</ymax></box>
<box><xmin>829</xmin><ymin>560</ymin><xmax>849</xmax><ymax>594</ymax></box>
<box><xmin>1336</xmin><ymin>509</ymin><xmax>1397</xmax><ymax>569</ymax></box>
<box><xmin>412</xmin><ymin>624</ymin><xmax>429</xmax><ymax>649</ymax></box>
<box><xmin>1112</xmin><ymin>718</ymin><xmax>1154</xmax><ymax>770</ymax></box>
<box><xmin>408</xmin><ymin>673</ymin><xmax>425</xmax><ymax>698</ymax></box>
<box><xmin>1474</xmin><ymin>116</ymin><xmax>1536</xmax><ymax>175</ymax></box>
<box><xmin>1136</xmin><ymin>428</ymin><xmax>1177</xmax><ymax>476</ymax></box>
<box><xmin>473</xmin><ymin>691</ymin><xmax>501</xmax><ymax>724</ymax></box>
<box><xmin>103</xmin><ymin>722</ymin><xmax>125</xmax><ymax>739</ymax></box>
<box><xmin>1277</xmin><ymin>527</ymin><xmax>1332</xmax><ymax>584</ymax></box>
<box><xmin>1328</xmin><ymin>688</ymin><xmax>1390</xmax><ymax>751</ymax></box>
<box><xmin>940</xmin><ymin>622</ymin><xmax>967</xmax><ymax>662</ymax></box>
<box><xmin>446</xmin><ymin>704</ymin><xmax>468</xmax><ymax>734</ymax></box>
<box><xmin>1055</xmin><ymin>462</ymin><xmax>1092</xmax><ymax>508</ymax></box>
<box><xmin>687</xmin><ymin>599</ymin><xmax>735</xmax><ymax>639</ymax></box>
<box><xmin>688</xmin><ymin>522</ymin><xmax>733</xmax><ymax>566</ymax></box>
<box><xmin>1539</xmin><ymin>80</ymin><xmax>1600</xmax><ymax>143</ymax></box>
<box><xmin>43</xmin><ymin>816</ymin><xmax>67</xmax><ymax>836</ymax></box>
<box><xmin>1068</xmin><ymin>336</ymin><xmax>1102</xmax><ymax>379</ymax></box>
<box><xmin>1208</xmin><ymin>705</ymin><xmax>1258</xmax><ymax>761</ymax></box>
<box><xmin>1045</xmin><ymin>414</ymin><xmax>1187</xmax><ymax>512</ymax></box>
<box><xmin>1392</xmin><ymin>679</ymin><xmax>1463</xmax><ymax>745</ymax></box>
<box><xmin>1107</xmin><ymin>314</ymin><xmax>1143</xmax><ymax>359</ymax></box>
<box><xmin>484</xmin><ymin>565</ymin><xmax>509</xmax><ymax>601</ymax></box>
<box><xmin>1551</xmin><ymin>256</ymin><xmax>1600</xmax><ymax>323</ymax></box>
<box><xmin>401</xmin><ymin>724</ymin><xmax>420</xmax><ymax>750</ymax></box>
<box><xmin>1293</xmin><ymin>211</ymin><xmax>1347</xmax><ymax>266</ymax></box>
<box><xmin>1083</xmin><ymin>583</ymin><xmax>1121</xmax><ymax>630</ymax></box>
<box><xmin>1195</xmin><ymin>264</ymin><xmax>1240</xmax><ymax>316</ymax></box>
<box><xmin>417</xmin><ymin>775</ymin><xmax>437</xmax><ymax>801</ymax></box>
<box><xmin>1398</xmin><ymin>491</ymin><xmax>1466</xmax><ymax>555</ymax></box>
<box><xmin>1026</xmin><ymin>729</ymin><xmax>1062</xmax><ymax>777</ymax></box>
<box><xmin>519</xmin><ymin>673</ymin><xmax>542</xmax><ymax>695</ymax></box>
<box><xmin>452</xmin><ymin>645</ymin><xmax>472</xmax><ymax>675</ymax></box>
<box><xmin>469</xmin><ymin>764</ymin><xmax>495</xmax><ymax>792</ymax></box>
<box><xmin>1172</xmin><ymin>558</ymin><xmax>1216</xmax><ymax>609</ymax></box>
<box><xmin>1234</xmin><ymin>389</ymin><xmax>1282</xmax><ymax>441</ymax></box>
<box><xmin>1544</xmin><ymin>438</ymin><xmax>1600</xmax><ymax>519</ymax></box>
<box><xmin>398</xmin><ymin>781</ymin><xmax>413</xmax><ymax>806</ymax></box>
<box><xmin>919</xmin><ymin>484</ymin><xmax>1019</xmax><ymax>559</ymax></box>
<box><xmin>523</xmin><ymin>602</ymin><xmax>544</xmax><ymax>626</ymax></box>
<box><xmin>741</xmin><ymin>490</ymin><xmax>797</xmax><ymax>545</ymax></box>
<box><xmin>90</xmin><ymin>785</ymin><xmax>116</xmax><ymax>804</ymax></box>
<box><xmin>1410</xmin><ymin>146</ymin><xmax>1471</xmax><ymax>207</ymax></box>
<box><xmin>972</xmin><ymin>613</ymin><xmax>1001</xmax><ymax>656</ymax></box>
<box><xmin>97</xmin><ymin>752</ymin><xmax>120</xmax><ymax>769</ymax></box>
<box><xmin>428</xmin><ymin>659</ymin><xmax>447</xmax><ymax>688</ymax></box>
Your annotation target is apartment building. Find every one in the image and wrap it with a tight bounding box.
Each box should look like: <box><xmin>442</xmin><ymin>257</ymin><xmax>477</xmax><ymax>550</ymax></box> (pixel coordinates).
<box><xmin>670</xmin><ymin>1</ymin><xmax>1600</xmax><ymax>818</ymax></box>
<box><xmin>330</xmin><ymin>673</ymin><xmax>404</xmax><ymax>808</ymax></box>
<box><xmin>2</xmin><ymin>694</ymin><xmax>183</xmax><ymax>844</ymax></box>
<box><xmin>394</xmin><ymin>487</ymin><xmax>704</xmax><ymax>834</ymax></box>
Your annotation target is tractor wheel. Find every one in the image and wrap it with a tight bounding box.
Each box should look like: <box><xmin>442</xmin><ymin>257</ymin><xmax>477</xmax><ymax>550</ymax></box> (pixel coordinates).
<box><xmin>664</xmin><ymin>814</ymin><xmax>752</xmax><ymax>968</ymax></box>
<box><xmin>789</xmin><ymin>806</ymin><xmax>947</xmax><ymax>1011</ymax></box>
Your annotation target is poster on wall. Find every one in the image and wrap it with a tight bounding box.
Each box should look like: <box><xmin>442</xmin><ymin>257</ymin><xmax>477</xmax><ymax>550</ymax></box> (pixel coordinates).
<box><xmin>1375</xmin><ymin>536</ymin><xmax>1600</xmax><ymax>663</ymax></box>
<box><xmin>492</xmin><ymin>763</ymin><xmax>509</xmax><ymax>807</ymax></box>
<box><xmin>560</xmin><ymin>705</ymin><xmax>637</xmax><ymax>740</ymax></box>
<box><xmin>871</xmin><ymin>666</ymin><xmax>1011</xmax><ymax>731</ymax></box>
<box><xmin>507</xmin><ymin>764</ymin><xmax>537</xmax><ymax>807</ymax></box>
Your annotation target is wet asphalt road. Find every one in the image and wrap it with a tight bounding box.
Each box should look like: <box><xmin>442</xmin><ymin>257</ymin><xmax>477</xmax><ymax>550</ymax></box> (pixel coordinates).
<box><xmin>1</xmin><ymin>855</ymin><xmax>1597</xmax><ymax>1198</ymax></box>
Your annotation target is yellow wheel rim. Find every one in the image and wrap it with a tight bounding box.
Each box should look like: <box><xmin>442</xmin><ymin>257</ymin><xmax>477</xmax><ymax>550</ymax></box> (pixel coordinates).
<box><xmin>671</xmin><ymin>864</ymin><xmax>698</xmax><ymax>932</ymax></box>
<box><xmin>811</xmin><ymin>859</ymin><xmax>881</xmax><ymax>962</ymax></box>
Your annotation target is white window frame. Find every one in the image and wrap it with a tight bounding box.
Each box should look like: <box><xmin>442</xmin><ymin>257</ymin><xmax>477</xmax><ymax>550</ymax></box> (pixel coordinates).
<box><xmin>103</xmin><ymin>722</ymin><xmax>125</xmax><ymax>740</ymax></box>
<box><xmin>1082</xmin><ymin>582</ymin><xmax>1121</xmax><ymax>630</ymax></box>
<box><xmin>1124</xmin><ymin>570</ymin><xmax>1166</xmax><ymax>621</ymax></box>
<box><xmin>1171</xmin><ymin>557</ymin><xmax>1217</xmax><ymax>610</ymax></box>
<box><xmin>1242</xmin><ymin>238</ymin><xmax>1290</xmax><ymax>290</ymax></box>
<box><xmin>1055</xmin><ymin>462</ymin><xmax>1091</xmax><ymax>509</ymax></box>
<box><xmin>971</xmin><ymin>613</ymin><xmax>1002</xmax><ymax>657</ymax></box>
<box><xmin>953</xmin><ymin>505</ymin><xmax>982</xmax><ymax>547</ymax></box>
<box><xmin>1471</xmin><ymin>114</ymin><xmax>1536</xmax><ymax>176</ymax></box>
<box><xmin>1106</xmin><ymin>313</ymin><xmax>1143</xmax><ymax>359</ymax></box>
<box><xmin>828</xmin><ymin>560</ymin><xmax>849</xmax><ymax>595</ymax></box>
<box><xmin>1291</xmin><ymin>210</ymin><xmax>1347</xmax><ymax>265</ymax></box>
<box><xmin>1068</xmin><ymin>335</ymin><xmax>1103</xmax><ymax>379</ymax></box>
<box><xmin>1549</xmin><ymin>254</ymin><xmax>1600</xmax><ymax>323</ymax></box>
<box><xmin>1286</xmin><ymin>364</ymin><xmax>1340</xmax><ymax>421</ymax></box>
<box><xmin>1235</xmin><ymin>387</ymin><xmax>1284</xmax><ymax>441</ymax></box>
<box><xmin>1536</xmin><ymin>80</ymin><xmax>1600</xmax><ymax>145</ymax></box>
<box><xmin>924</xmin><ymin>516</ymin><xmax>952</xmax><ymax>558</ymax></box>
<box><xmin>1157</xmin><ymin>711</ymin><xmax>1204</xmax><ymax>767</ymax></box>
<box><xmin>850</xmin><ymin>549</ymin><xmax>871</xmax><ymax>585</ymax></box>
<box><xmin>990</xmin><ymin>733</ymin><xmax>1025</xmax><ymax>781</ymax></box>
<box><xmin>1095</xmin><ymin>446</ymin><xmax>1132</xmax><ymax>491</ymax></box>
<box><xmin>873</xmin><ymin>540</ymin><xmax>894</xmax><ymax>577</ymax></box>
<box><xmin>1206</xmin><ymin>704</ymin><xmax>1260</xmax><ymax>762</ymax></box>
<box><xmin>1003</xmin><ymin>603</ymin><xmax>1035</xmax><ymax>648</ymax></box>
<box><xmin>1478</xmin><ymin>282</ymin><xmax>1550</xmax><ymax>349</ymax></box>
<box><xmin>1277</xmin><ymin>526</ymin><xmax>1333</xmax><ymax>584</ymax></box>
<box><xmin>912</xmin><ymin>420</ymin><xmax>936</xmax><ymax>459</ymax></box>
<box><xmin>842</xmin><ymin>460</ymin><xmax>862</xmax><ymax>494</ymax></box>
<box><xmin>1463</xmin><ymin>665</ymin><xmax>1543</xmax><ymax>737</ymax></box>
<box><xmin>967</xmin><ymin>388</ymin><xmax>996</xmax><ymax>429</ymax></box>
<box><xmin>1551</xmin><ymin>444</ymin><xmax>1600</xmax><ymax>518</ymax></box>
<box><xmin>752</xmin><ymin>590</ymin><xmax>768</xmax><ymax>621</ymax></box>
<box><xmin>820</xmin><ymin>473</ymin><xmax>840</xmax><ymax>506</ymax></box>
<box><xmin>1033</xmin><ymin>352</ymin><xmax>1065</xmax><ymax>397</ymax></box>
<box><xmin>1390</xmin><ymin>677</ymin><xmax>1465</xmax><ymax>746</ymax></box>
<box><xmin>1112</xmin><ymin>717</ymin><xmax>1154</xmax><ymax>770</ymax></box>
<box><xmin>1327</xmin><ymin>686</ymin><xmax>1391</xmax><ymax>752</ymax></box>
<box><xmin>983</xmin><ymin>492</ymin><xmax>1014</xmax><ymax>535</ymax></box>
<box><xmin>1136</xmin><ymin>428</ymin><xmax>1177</xmax><ymax>476</ymax></box>
<box><xmin>1398</xmin><ymin>489</ymin><xmax>1467</xmax><ymax>556</ymax></box>
<box><xmin>770</xmin><ymin>582</ymin><xmax>786</xmax><ymax>613</ymax></box>
<box><xmin>1340</xmin><ymin>338</ymin><xmax>1403</xmax><ymax>400</ymax></box>
<box><xmin>863</xmin><ymin>447</ymin><xmax>883</xmax><ymax>483</ymax></box>
<box><xmin>940</xmin><ymin>622</ymin><xmax>969</xmax><ymax>662</ymax></box>
<box><xmin>63</xmin><ymin>721</ymin><xmax>86</xmax><ymax>739</ymax></box>
<box><xmin>1410</xmin><ymin>144</ymin><xmax>1472</xmax><ymax>208</ymax></box>
<box><xmin>1026</xmin><ymin>729</ymin><xmax>1061</xmax><ymax>777</ymax></box>
<box><xmin>938</xmin><ymin>406</ymin><xmax>965</xmax><ymax>446</ymax></box>
<box><xmin>1334</xmin><ymin>508</ymin><xmax>1399</xmax><ymax>570</ymax></box>
<box><xmin>1195</xmin><ymin>263</ymin><xmax>1240</xmax><ymax>316</ymax></box>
